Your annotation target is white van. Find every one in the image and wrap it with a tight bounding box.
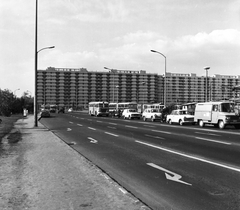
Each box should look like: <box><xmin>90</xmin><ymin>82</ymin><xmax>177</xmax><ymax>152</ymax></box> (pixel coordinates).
<box><xmin>194</xmin><ymin>101</ymin><xmax>240</xmax><ymax>129</ymax></box>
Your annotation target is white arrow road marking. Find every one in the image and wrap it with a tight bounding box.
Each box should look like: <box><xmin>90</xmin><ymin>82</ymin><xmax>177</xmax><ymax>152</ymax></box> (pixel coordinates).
<box><xmin>88</xmin><ymin>137</ymin><xmax>98</xmax><ymax>144</ymax></box>
<box><xmin>67</xmin><ymin>128</ymin><xmax>72</xmax><ymax>131</ymax></box>
<box><xmin>147</xmin><ymin>163</ymin><xmax>192</xmax><ymax>186</ymax></box>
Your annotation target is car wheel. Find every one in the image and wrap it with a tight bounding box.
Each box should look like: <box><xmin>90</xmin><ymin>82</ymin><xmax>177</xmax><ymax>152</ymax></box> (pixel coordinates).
<box><xmin>143</xmin><ymin>116</ymin><xmax>146</xmax><ymax>121</ymax></box>
<box><xmin>128</xmin><ymin>115</ymin><xmax>131</xmax><ymax>120</ymax></box>
<box><xmin>218</xmin><ymin>120</ymin><xmax>225</xmax><ymax>129</ymax></box>
<box><xmin>234</xmin><ymin>124</ymin><xmax>240</xmax><ymax>129</ymax></box>
<box><xmin>151</xmin><ymin>116</ymin><xmax>155</xmax><ymax>122</ymax></box>
<box><xmin>179</xmin><ymin>120</ymin><xmax>183</xmax><ymax>126</ymax></box>
<box><xmin>168</xmin><ymin>119</ymin><xmax>172</xmax><ymax>124</ymax></box>
<box><xmin>199</xmin><ymin>120</ymin><xmax>204</xmax><ymax>127</ymax></box>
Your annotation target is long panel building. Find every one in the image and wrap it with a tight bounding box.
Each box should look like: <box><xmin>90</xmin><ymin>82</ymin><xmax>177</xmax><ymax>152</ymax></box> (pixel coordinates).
<box><xmin>37</xmin><ymin>67</ymin><xmax>240</xmax><ymax>109</ymax></box>
<box><xmin>37</xmin><ymin>67</ymin><xmax>163</xmax><ymax>109</ymax></box>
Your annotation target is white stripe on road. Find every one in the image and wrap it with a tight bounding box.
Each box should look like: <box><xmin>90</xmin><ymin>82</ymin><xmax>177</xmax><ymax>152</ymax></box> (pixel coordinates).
<box><xmin>109</xmin><ymin>122</ymin><xmax>117</xmax><ymax>125</ymax></box>
<box><xmin>144</xmin><ymin>125</ymin><xmax>155</xmax><ymax>128</ymax></box>
<box><xmin>107</xmin><ymin>126</ymin><xmax>116</xmax><ymax>129</ymax></box>
<box><xmin>69</xmin><ymin>121</ymin><xmax>73</xmax><ymax>124</ymax></box>
<box><xmin>145</xmin><ymin>134</ymin><xmax>165</xmax><ymax>140</ymax></box>
<box><xmin>195</xmin><ymin>137</ymin><xmax>231</xmax><ymax>145</ymax></box>
<box><xmin>88</xmin><ymin>127</ymin><xmax>96</xmax><ymax>130</ymax></box>
<box><xmin>105</xmin><ymin>132</ymin><xmax>119</xmax><ymax>137</ymax></box>
<box><xmin>151</xmin><ymin>130</ymin><xmax>171</xmax><ymax>134</ymax></box>
<box><xmin>77</xmin><ymin>124</ymin><xmax>83</xmax><ymax>126</ymax></box>
<box><xmin>136</xmin><ymin>140</ymin><xmax>240</xmax><ymax>173</ymax></box>
<box><xmin>125</xmin><ymin>125</ymin><xmax>138</xmax><ymax>129</ymax></box>
<box><xmin>195</xmin><ymin>132</ymin><xmax>220</xmax><ymax>137</ymax></box>
<box><xmin>96</xmin><ymin>121</ymin><xmax>103</xmax><ymax>123</ymax></box>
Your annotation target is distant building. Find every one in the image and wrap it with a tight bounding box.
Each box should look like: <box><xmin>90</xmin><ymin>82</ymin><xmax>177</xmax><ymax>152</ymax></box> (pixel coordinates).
<box><xmin>36</xmin><ymin>67</ymin><xmax>240</xmax><ymax>109</ymax></box>
<box><xmin>37</xmin><ymin>67</ymin><xmax>163</xmax><ymax>109</ymax></box>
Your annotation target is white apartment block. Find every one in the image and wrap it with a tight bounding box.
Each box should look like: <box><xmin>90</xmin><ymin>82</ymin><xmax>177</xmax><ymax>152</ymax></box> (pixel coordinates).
<box><xmin>37</xmin><ymin>67</ymin><xmax>240</xmax><ymax>109</ymax></box>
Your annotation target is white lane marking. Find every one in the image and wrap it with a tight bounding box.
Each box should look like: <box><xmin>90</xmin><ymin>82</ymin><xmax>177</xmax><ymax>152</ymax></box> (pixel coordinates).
<box><xmin>119</xmin><ymin>187</ymin><xmax>128</xmax><ymax>194</ymax></box>
<box><xmin>125</xmin><ymin>125</ymin><xmax>138</xmax><ymax>129</ymax></box>
<box><xmin>69</xmin><ymin>121</ymin><xmax>73</xmax><ymax>124</ymax></box>
<box><xmin>88</xmin><ymin>137</ymin><xmax>98</xmax><ymax>144</ymax></box>
<box><xmin>195</xmin><ymin>132</ymin><xmax>220</xmax><ymax>137</ymax></box>
<box><xmin>151</xmin><ymin>130</ymin><xmax>171</xmax><ymax>134</ymax></box>
<box><xmin>77</xmin><ymin>124</ymin><xmax>83</xmax><ymax>126</ymax></box>
<box><xmin>80</xmin><ymin>118</ymin><xmax>85</xmax><ymax>120</ymax></box>
<box><xmin>88</xmin><ymin>119</ymin><xmax>92</xmax><ymax>121</ymax></box>
<box><xmin>67</xmin><ymin>128</ymin><xmax>72</xmax><ymax>131</ymax></box>
<box><xmin>136</xmin><ymin>140</ymin><xmax>240</xmax><ymax>173</ymax></box>
<box><xmin>145</xmin><ymin>134</ymin><xmax>165</xmax><ymax>140</ymax></box>
<box><xmin>88</xmin><ymin>127</ymin><xmax>96</xmax><ymax>130</ymax></box>
<box><xmin>107</xmin><ymin>126</ymin><xmax>116</xmax><ymax>129</ymax></box>
<box><xmin>96</xmin><ymin>121</ymin><xmax>103</xmax><ymax>123</ymax></box>
<box><xmin>105</xmin><ymin>132</ymin><xmax>119</xmax><ymax>137</ymax></box>
<box><xmin>147</xmin><ymin>163</ymin><xmax>192</xmax><ymax>186</ymax></box>
<box><xmin>109</xmin><ymin>122</ymin><xmax>117</xmax><ymax>125</ymax></box>
<box><xmin>195</xmin><ymin>137</ymin><xmax>231</xmax><ymax>145</ymax></box>
<box><xmin>144</xmin><ymin>125</ymin><xmax>155</xmax><ymax>128</ymax></box>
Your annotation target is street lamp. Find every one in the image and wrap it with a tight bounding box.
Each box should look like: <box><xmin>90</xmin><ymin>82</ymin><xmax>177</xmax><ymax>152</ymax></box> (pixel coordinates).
<box><xmin>116</xmin><ymin>85</ymin><xmax>119</xmax><ymax>103</ymax></box>
<box><xmin>141</xmin><ymin>82</ymin><xmax>146</xmax><ymax>104</ymax></box>
<box><xmin>151</xmin><ymin>50</ymin><xmax>167</xmax><ymax>107</ymax></box>
<box><xmin>34</xmin><ymin>0</ymin><xmax>55</xmax><ymax>126</ymax></box>
<box><xmin>104</xmin><ymin>67</ymin><xmax>117</xmax><ymax>102</ymax></box>
<box><xmin>14</xmin><ymin>88</ymin><xmax>20</xmax><ymax>96</ymax></box>
<box><xmin>204</xmin><ymin>66</ymin><xmax>210</xmax><ymax>102</ymax></box>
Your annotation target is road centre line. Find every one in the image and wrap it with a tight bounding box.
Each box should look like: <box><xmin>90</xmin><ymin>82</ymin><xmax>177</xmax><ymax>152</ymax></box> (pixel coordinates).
<box><xmin>125</xmin><ymin>125</ymin><xmax>138</xmax><ymax>129</ymax></box>
<box><xmin>109</xmin><ymin>122</ymin><xmax>117</xmax><ymax>125</ymax></box>
<box><xmin>151</xmin><ymin>130</ymin><xmax>171</xmax><ymax>134</ymax></box>
<box><xmin>136</xmin><ymin>140</ymin><xmax>240</xmax><ymax>173</ymax></box>
<box><xmin>195</xmin><ymin>137</ymin><xmax>231</xmax><ymax>145</ymax></box>
<box><xmin>107</xmin><ymin>126</ymin><xmax>116</xmax><ymax>129</ymax></box>
<box><xmin>145</xmin><ymin>134</ymin><xmax>165</xmax><ymax>140</ymax></box>
<box><xmin>195</xmin><ymin>131</ymin><xmax>220</xmax><ymax>136</ymax></box>
<box><xmin>105</xmin><ymin>132</ymin><xmax>119</xmax><ymax>137</ymax></box>
<box><xmin>144</xmin><ymin>125</ymin><xmax>155</xmax><ymax>128</ymax></box>
<box><xmin>88</xmin><ymin>127</ymin><xmax>96</xmax><ymax>130</ymax></box>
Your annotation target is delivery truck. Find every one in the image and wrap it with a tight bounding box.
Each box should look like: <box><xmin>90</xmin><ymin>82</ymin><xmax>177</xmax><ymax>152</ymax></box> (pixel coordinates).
<box><xmin>194</xmin><ymin>101</ymin><xmax>240</xmax><ymax>129</ymax></box>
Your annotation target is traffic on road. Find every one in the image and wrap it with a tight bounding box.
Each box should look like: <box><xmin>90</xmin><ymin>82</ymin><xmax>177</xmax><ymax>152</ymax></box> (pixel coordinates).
<box><xmin>40</xmin><ymin>109</ymin><xmax>240</xmax><ymax>210</ymax></box>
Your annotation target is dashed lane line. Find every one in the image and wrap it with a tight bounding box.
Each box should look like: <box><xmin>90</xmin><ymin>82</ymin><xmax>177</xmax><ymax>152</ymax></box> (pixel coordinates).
<box><xmin>105</xmin><ymin>132</ymin><xmax>119</xmax><ymax>137</ymax></box>
<box><xmin>195</xmin><ymin>137</ymin><xmax>231</xmax><ymax>145</ymax></box>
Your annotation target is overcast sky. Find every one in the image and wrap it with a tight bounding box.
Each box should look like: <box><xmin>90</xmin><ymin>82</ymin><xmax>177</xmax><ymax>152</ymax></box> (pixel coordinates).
<box><xmin>1</xmin><ymin>0</ymin><xmax>240</xmax><ymax>97</ymax></box>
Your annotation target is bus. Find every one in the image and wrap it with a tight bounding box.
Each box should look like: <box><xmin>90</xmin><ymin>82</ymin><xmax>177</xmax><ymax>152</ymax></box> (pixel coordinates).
<box><xmin>117</xmin><ymin>102</ymin><xmax>138</xmax><ymax>111</ymax></box>
<box><xmin>182</xmin><ymin>102</ymin><xmax>197</xmax><ymax>115</ymax></box>
<box><xmin>89</xmin><ymin>101</ymin><xmax>109</xmax><ymax>117</ymax></box>
<box><xmin>138</xmin><ymin>103</ymin><xmax>165</xmax><ymax>113</ymax></box>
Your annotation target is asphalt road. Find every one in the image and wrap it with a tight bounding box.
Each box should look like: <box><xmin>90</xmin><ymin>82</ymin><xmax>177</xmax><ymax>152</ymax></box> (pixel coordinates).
<box><xmin>40</xmin><ymin>112</ymin><xmax>240</xmax><ymax>210</ymax></box>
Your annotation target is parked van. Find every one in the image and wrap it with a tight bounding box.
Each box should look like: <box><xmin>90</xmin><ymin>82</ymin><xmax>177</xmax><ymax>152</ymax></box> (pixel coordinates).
<box><xmin>194</xmin><ymin>101</ymin><xmax>240</xmax><ymax>129</ymax></box>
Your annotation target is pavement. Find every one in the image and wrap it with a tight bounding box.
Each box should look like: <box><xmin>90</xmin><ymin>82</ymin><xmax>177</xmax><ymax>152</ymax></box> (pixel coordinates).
<box><xmin>0</xmin><ymin>115</ymin><xmax>150</xmax><ymax>210</ymax></box>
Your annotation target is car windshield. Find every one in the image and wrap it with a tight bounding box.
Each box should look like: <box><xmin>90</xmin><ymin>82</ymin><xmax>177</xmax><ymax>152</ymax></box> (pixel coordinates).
<box><xmin>152</xmin><ymin>109</ymin><xmax>158</xmax><ymax>113</ymax></box>
<box><xmin>220</xmin><ymin>103</ymin><xmax>235</xmax><ymax>113</ymax></box>
<box><xmin>129</xmin><ymin>109</ymin><xmax>137</xmax><ymax>112</ymax></box>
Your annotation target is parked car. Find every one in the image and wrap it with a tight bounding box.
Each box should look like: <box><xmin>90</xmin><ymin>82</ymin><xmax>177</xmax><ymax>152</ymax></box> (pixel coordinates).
<box><xmin>122</xmin><ymin>109</ymin><xmax>141</xmax><ymax>120</ymax></box>
<box><xmin>166</xmin><ymin>109</ymin><xmax>194</xmax><ymax>125</ymax></box>
<box><xmin>142</xmin><ymin>108</ymin><xmax>162</xmax><ymax>122</ymax></box>
<box><xmin>40</xmin><ymin>109</ymin><xmax>50</xmax><ymax>118</ymax></box>
<box><xmin>68</xmin><ymin>108</ymin><xmax>73</xmax><ymax>112</ymax></box>
<box><xmin>58</xmin><ymin>107</ymin><xmax>65</xmax><ymax>113</ymax></box>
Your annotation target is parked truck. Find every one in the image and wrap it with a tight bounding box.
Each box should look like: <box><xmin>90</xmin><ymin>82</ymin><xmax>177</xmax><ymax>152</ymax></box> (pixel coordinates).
<box><xmin>194</xmin><ymin>101</ymin><xmax>240</xmax><ymax>129</ymax></box>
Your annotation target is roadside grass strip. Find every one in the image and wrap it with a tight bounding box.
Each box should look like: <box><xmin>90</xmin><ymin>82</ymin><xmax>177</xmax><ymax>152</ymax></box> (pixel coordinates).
<box><xmin>136</xmin><ymin>140</ymin><xmax>240</xmax><ymax>173</ymax></box>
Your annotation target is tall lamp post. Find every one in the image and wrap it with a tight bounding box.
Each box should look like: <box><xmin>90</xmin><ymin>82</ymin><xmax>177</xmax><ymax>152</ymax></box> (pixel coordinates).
<box><xmin>104</xmin><ymin>67</ymin><xmax>117</xmax><ymax>102</ymax></box>
<box><xmin>151</xmin><ymin>50</ymin><xmax>167</xmax><ymax>107</ymax></box>
<box><xmin>34</xmin><ymin>0</ymin><xmax>55</xmax><ymax>126</ymax></box>
<box><xmin>14</xmin><ymin>88</ymin><xmax>20</xmax><ymax>97</ymax></box>
<box><xmin>204</xmin><ymin>66</ymin><xmax>210</xmax><ymax>102</ymax></box>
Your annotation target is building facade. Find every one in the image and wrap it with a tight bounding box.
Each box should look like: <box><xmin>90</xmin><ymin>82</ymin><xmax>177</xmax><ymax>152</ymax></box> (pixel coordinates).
<box><xmin>37</xmin><ymin>67</ymin><xmax>163</xmax><ymax>109</ymax></box>
<box><xmin>36</xmin><ymin>67</ymin><xmax>240</xmax><ymax>109</ymax></box>
<box><xmin>166</xmin><ymin>73</ymin><xmax>240</xmax><ymax>105</ymax></box>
